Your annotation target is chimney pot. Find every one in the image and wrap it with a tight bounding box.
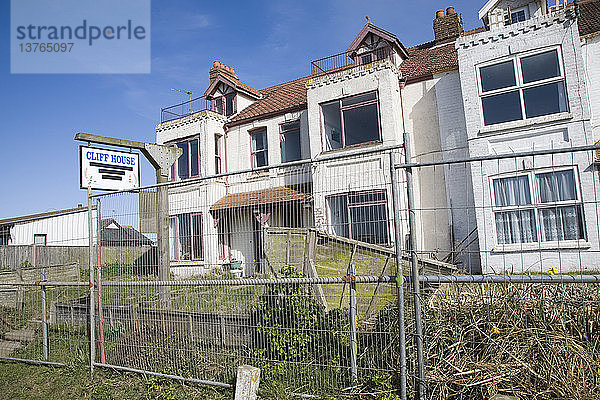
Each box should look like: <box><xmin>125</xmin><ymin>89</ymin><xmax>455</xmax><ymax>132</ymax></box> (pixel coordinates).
<box><xmin>446</xmin><ymin>6</ymin><xmax>456</xmax><ymax>15</ymax></box>
<box><xmin>213</xmin><ymin>60</ymin><xmax>219</xmax><ymax>67</ymax></box>
<box><xmin>436</xmin><ymin>10</ymin><xmax>445</xmax><ymax>18</ymax></box>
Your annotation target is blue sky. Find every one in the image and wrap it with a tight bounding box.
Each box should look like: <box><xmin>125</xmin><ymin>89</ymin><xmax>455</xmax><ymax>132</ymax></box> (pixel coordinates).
<box><xmin>0</xmin><ymin>0</ymin><xmax>483</xmax><ymax>219</ymax></box>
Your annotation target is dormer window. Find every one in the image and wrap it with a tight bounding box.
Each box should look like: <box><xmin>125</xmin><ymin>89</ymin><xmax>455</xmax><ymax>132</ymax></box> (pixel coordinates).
<box><xmin>507</xmin><ymin>6</ymin><xmax>529</xmax><ymax>25</ymax></box>
<box><xmin>212</xmin><ymin>93</ymin><xmax>236</xmax><ymax>116</ymax></box>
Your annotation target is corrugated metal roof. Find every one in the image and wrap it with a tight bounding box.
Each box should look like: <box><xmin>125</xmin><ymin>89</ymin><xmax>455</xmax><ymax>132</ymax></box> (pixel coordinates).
<box><xmin>211</xmin><ymin>187</ymin><xmax>311</xmax><ymax>211</ymax></box>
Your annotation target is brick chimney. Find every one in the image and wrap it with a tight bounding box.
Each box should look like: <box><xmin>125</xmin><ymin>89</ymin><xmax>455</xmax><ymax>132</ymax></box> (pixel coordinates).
<box><xmin>433</xmin><ymin>7</ymin><xmax>463</xmax><ymax>44</ymax></box>
<box><xmin>209</xmin><ymin>60</ymin><xmax>238</xmax><ymax>84</ymax></box>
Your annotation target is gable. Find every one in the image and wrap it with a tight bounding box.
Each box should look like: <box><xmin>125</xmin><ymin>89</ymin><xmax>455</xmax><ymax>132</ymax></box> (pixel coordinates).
<box><xmin>346</xmin><ymin>23</ymin><xmax>409</xmax><ymax>59</ymax></box>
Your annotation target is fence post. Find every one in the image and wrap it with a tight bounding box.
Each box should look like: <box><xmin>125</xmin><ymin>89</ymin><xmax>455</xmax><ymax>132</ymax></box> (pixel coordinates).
<box><xmin>349</xmin><ymin>262</ymin><xmax>358</xmax><ymax>381</ymax></box>
<box><xmin>389</xmin><ymin>151</ymin><xmax>407</xmax><ymax>400</ymax></box>
<box><xmin>403</xmin><ymin>132</ymin><xmax>426</xmax><ymax>399</ymax></box>
<box><xmin>157</xmin><ymin>173</ymin><xmax>171</xmax><ymax>308</ymax></box>
<box><xmin>37</xmin><ymin>244</ymin><xmax>49</xmax><ymax>360</ymax></box>
<box><xmin>87</xmin><ymin>187</ymin><xmax>96</xmax><ymax>377</ymax></box>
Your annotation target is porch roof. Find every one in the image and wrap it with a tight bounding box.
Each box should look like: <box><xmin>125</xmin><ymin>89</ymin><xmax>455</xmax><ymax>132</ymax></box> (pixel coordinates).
<box><xmin>210</xmin><ymin>187</ymin><xmax>311</xmax><ymax>211</ymax></box>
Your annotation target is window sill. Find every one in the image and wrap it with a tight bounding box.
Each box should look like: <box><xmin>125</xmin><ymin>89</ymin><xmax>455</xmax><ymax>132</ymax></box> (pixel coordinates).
<box><xmin>321</xmin><ymin>141</ymin><xmax>382</xmax><ymax>155</ymax></box>
<box><xmin>492</xmin><ymin>240</ymin><xmax>591</xmax><ymax>253</ymax></box>
<box><xmin>479</xmin><ymin>112</ymin><xmax>572</xmax><ymax>135</ymax></box>
<box><xmin>170</xmin><ymin>260</ymin><xmax>204</xmax><ymax>266</ymax></box>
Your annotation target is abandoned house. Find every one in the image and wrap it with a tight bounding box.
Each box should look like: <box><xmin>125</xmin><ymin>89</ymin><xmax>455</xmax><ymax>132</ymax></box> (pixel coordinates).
<box><xmin>156</xmin><ymin>0</ymin><xmax>600</xmax><ymax>276</ymax></box>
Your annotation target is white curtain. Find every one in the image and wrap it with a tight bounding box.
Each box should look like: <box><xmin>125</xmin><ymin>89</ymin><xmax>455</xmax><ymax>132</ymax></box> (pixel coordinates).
<box><xmin>536</xmin><ymin>170</ymin><xmax>581</xmax><ymax>241</ymax></box>
<box><xmin>539</xmin><ymin>206</ymin><xmax>582</xmax><ymax>241</ymax></box>
<box><xmin>494</xmin><ymin>176</ymin><xmax>531</xmax><ymax>207</ymax></box>
<box><xmin>537</xmin><ymin>170</ymin><xmax>576</xmax><ymax>203</ymax></box>
<box><xmin>496</xmin><ymin>210</ymin><xmax>537</xmax><ymax>244</ymax></box>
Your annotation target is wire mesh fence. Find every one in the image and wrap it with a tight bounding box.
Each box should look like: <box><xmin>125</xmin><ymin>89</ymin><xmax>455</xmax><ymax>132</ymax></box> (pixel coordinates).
<box><xmin>1</xmin><ymin>144</ymin><xmax>600</xmax><ymax>399</ymax></box>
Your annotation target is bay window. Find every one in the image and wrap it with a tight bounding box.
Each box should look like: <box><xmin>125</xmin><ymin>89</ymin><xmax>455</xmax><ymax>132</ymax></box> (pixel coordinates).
<box><xmin>327</xmin><ymin>190</ymin><xmax>389</xmax><ymax>245</ymax></box>
<box><xmin>250</xmin><ymin>128</ymin><xmax>268</xmax><ymax>167</ymax></box>
<box><xmin>280</xmin><ymin>121</ymin><xmax>301</xmax><ymax>163</ymax></box>
<box><xmin>479</xmin><ymin>48</ymin><xmax>568</xmax><ymax>126</ymax></box>
<box><xmin>321</xmin><ymin>91</ymin><xmax>381</xmax><ymax>150</ymax></box>
<box><xmin>169</xmin><ymin>213</ymin><xmax>203</xmax><ymax>261</ymax></box>
<box><xmin>492</xmin><ymin>169</ymin><xmax>585</xmax><ymax>245</ymax></box>
<box><xmin>170</xmin><ymin>138</ymin><xmax>200</xmax><ymax>181</ymax></box>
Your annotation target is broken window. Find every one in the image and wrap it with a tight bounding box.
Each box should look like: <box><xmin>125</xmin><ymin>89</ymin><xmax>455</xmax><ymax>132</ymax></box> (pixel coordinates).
<box><xmin>327</xmin><ymin>190</ymin><xmax>389</xmax><ymax>245</ymax></box>
<box><xmin>280</xmin><ymin>121</ymin><xmax>301</xmax><ymax>163</ymax></box>
<box><xmin>321</xmin><ymin>91</ymin><xmax>380</xmax><ymax>150</ymax></box>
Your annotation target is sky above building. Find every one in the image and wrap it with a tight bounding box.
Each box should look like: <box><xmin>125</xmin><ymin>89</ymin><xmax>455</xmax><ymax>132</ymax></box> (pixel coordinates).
<box><xmin>0</xmin><ymin>0</ymin><xmax>483</xmax><ymax>219</ymax></box>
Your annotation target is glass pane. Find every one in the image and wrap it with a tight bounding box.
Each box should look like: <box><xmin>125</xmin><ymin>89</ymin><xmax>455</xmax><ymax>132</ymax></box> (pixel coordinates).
<box><xmin>521</xmin><ymin>50</ymin><xmax>560</xmax><ymax>84</ymax></box>
<box><xmin>177</xmin><ymin>142</ymin><xmax>189</xmax><ymax>179</ymax></box>
<box><xmin>480</xmin><ymin>61</ymin><xmax>516</xmax><ymax>92</ymax></box>
<box><xmin>252</xmin><ymin>130</ymin><xmax>266</xmax><ymax>151</ymax></box>
<box><xmin>177</xmin><ymin>215</ymin><xmax>191</xmax><ymax>260</ymax></box>
<box><xmin>348</xmin><ymin>191</ymin><xmax>386</xmax><ymax>205</ymax></box>
<box><xmin>342</xmin><ymin>92</ymin><xmax>377</xmax><ymax>107</ymax></box>
<box><xmin>493</xmin><ymin>176</ymin><xmax>532</xmax><ymax>207</ymax></box>
<box><xmin>192</xmin><ymin>214</ymin><xmax>202</xmax><ymax>260</ymax></box>
<box><xmin>343</xmin><ymin>103</ymin><xmax>379</xmax><ymax>146</ymax></box>
<box><xmin>225</xmin><ymin>94</ymin><xmax>235</xmax><ymax>116</ymax></box>
<box><xmin>280</xmin><ymin>121</ymin><xmax>300</xmax><ymax>132</ymax></box>
<box><xmin>536</xmin><ymin>170</ymin><xmax>577</xmax><ymax>203</ymax></box>
<box><xmin>361</xmin><ymin>54</ymin><xmax>372</xmax><ymax>65</ymax></box>
<box><xmin>350</xmin><ymin>204</ymin><xmax>389</xmax><ymax>245</ymax></box>
<box><xmin>523</xmin><ymin>81</ymin><xmax>567</xmax><ymax>118</ymax></box>
<box><xmin>482</xmin><ymin>91</ymin><xmax>522</xmax><ymax>125</ymax></box>
<box><xmin>511</xmin><ymin>10</ymin><xmax>526</xmax><ymax>23</ymax></box>
<box><xmin>495</xmin><ymin>210</ymin><xmax>538</xmax><ymax>244</ymax></box>
<box><xmin>322</xmin><ymin>101</ymin><xmax>342</xmax><ymax>150</ymax></box>
<box><xmin>190</xmin><ymin>139</ymin><xmax>199</xmax><ymax>177</ymax></box>
<box><xmin>282</xmin><ymin>131</ymin><xmax>301</xmax><ymax>163</ymax></box>
<box><xmin>214</xmin><ymin>98</ymin><xmax>223</xmax><ymax>114</ymax></box>
<box><xmin>328</xmin><ymin>196</ymin><xmax>349</xmax><ymax>238</ymax></box>
<box><xmin>169</xmin><ymin>217</ymin><xmax>177</xmax><ymax>260</ymax></box>
<box><xmin>254</xmin><ymin>150</ymin><xmax>267</xmax><ymax>167</ymax></box>
<box><xmin>539</xmin><ymin>205</ymin><xmax>584</xmax><ymax>241</ymax></box>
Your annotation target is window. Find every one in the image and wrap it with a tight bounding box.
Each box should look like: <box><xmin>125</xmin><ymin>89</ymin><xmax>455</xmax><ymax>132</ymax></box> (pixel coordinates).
<box><xmin>170</xmin><ymin>138</ymin><xmax>200</xmax><ymax>181</ymax></box>
<box><xmin>250</xmin><ymin>128</ymin><xmax>268</xmax><ymax>167</ymax></box>
<box><xmin>212</xmin><ymin>93</ymin><xmax>236</xmax><ymax>117</ymax></box>
<box><xmin>214</xmin><ymin>134</ymin><xmax>223</xmax><ymax>174</ymax></box>
<box><xmin>321</xmin><ymin>91</ymin><xmax>381</xmax><ymax>150</ymax></box>
<box><xmin>492</xmin><ymin>169</ymin><xmax>585</xmax><ymax>245</ymax></box>
<box><xmin>357</xmin><ymin>47</ymin><xmax>390</xmax><ymax>65</ymax></box>
<box><xmin>34</xmin><ymin>234</ymin><xmax>47</xmax><ymax>246</ymax></box>
<box><xmin>280</xmin><ymin>121</ymin><xmax>301</xmax><ymax>163</ymax></box>
<box><xmin>506</xmin><ymin>7</ymin><xmax>528</xmax><ymax>25</ymax></box>
<box><xmin>479</xmin><ymin>49</ymin><xmax>568</xmax><ymax>126</ymax></box>
<box><xmin>169</xmin><ymin>213</ymin><xmax>203</xmax><ymax>261</ymax></box>
<box><xmin>327</xmin><ymin>190</ymin><xmax>389</xmax><ymax>245</ymax></box>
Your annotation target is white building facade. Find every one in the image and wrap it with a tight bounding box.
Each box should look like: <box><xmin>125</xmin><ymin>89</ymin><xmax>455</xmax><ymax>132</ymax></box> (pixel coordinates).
<box><xmin>156</xmin><ymin>0</ymin><xmax>600</xmax><ymax>277</ymax></box>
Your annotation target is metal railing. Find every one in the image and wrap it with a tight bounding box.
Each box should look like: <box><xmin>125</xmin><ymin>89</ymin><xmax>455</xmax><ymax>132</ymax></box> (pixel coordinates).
<box><xmin>160</xmin><ymin>96</ymin><xmax>211</xmax><ymax>124</ymax></box>
<box><xmin>310</xmin><ymin>45</ymin><xmax>394</xmax><ymax>76</ymax></box>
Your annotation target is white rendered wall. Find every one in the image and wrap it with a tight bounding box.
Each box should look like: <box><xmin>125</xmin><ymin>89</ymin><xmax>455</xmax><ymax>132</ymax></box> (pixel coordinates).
<box><xmin>581</xmin><ymin>34</ymin><xmax>600</xmax><ymax>142</ymax></box>
<box><xmin>456</xmin><ymin>10</ymin><xmax>600</xmax><ymax>273</ymax></box>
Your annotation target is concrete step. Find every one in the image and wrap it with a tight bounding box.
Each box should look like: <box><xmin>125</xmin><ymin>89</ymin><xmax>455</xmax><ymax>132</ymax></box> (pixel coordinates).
<box><xmin>0</xmin><ymin>340</ymin><xmax>22</xmax><ymax>357</ymax></box>
<box><xmin>4</xmin><ymin>329</ymin><xmax>36</xmax><ymax>342</ymax></box>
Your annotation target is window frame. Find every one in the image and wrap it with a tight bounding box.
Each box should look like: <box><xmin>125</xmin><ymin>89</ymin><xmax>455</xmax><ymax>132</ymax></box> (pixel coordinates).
<box><xmin>168</xmin><ymin>137</ymin><xmax>201</xmax><ymax>181</ymax></box>
<box><xmin>33</xmin><ymin>234</ymin><xmax>47</xmax><ymax>246</ymax></box>
<box><xmin>249</xmin><ymin>127</ymin><xmax>268</xmax><ymax>168</ymax></box>
<box><xmin>320</xmin><ymin>90</ymin><xmax>382</xmax><ymax>151</ymax></box>
<box><xmin>325</xmin><ymin>189</ymin><xmax>390</xmax><ymax>245</ymax></box>
<box><xmin>279</xmin><ymin>120</ymin><xmax>301</xmax><ymax>163</ymax></box>
<box><xmin>476</xmin><ymin>47</ymin><xmax>568</xmax><ymax>127</ymax></box>
<box><xmin>508</xmin><ymin>6</ymin><xmax>529</xmax><ymax>24</ymax></box>
<box><xmin>169</xmin><ymin>213</ymin><xmax>203</xmax><ymax>261</ymax></box>
<box><xmin>490</xmin><ymin>167</ymin><xmax>585</xmax><ymax>246</ymax></box>
<box><xmin>211</xmin><ymin>93</ymin><xmax>237</xmax><ymax>117</ymax></box>
<box><xmin>214</xmin><ymin>133</ymin><xmax>223</xmax><ymax>174</ymax></box>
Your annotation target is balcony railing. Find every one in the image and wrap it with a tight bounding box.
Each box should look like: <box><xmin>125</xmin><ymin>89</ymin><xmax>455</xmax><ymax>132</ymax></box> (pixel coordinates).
<box><xmin>310</xmin><ymin>45</ymin><xmax>394</xmax><ymax>76</ymax></box>
<box><xmin>160</xmin><ymin>96</ymin><xmax>211</xmax><ymax>123</ymax></box>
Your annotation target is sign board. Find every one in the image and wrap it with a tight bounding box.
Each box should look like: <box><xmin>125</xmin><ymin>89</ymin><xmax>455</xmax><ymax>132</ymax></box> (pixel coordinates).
<box><xmin>80</xmin><ymin>146</ymin><xmax>140</xmax><ymax>191</ymax></box>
